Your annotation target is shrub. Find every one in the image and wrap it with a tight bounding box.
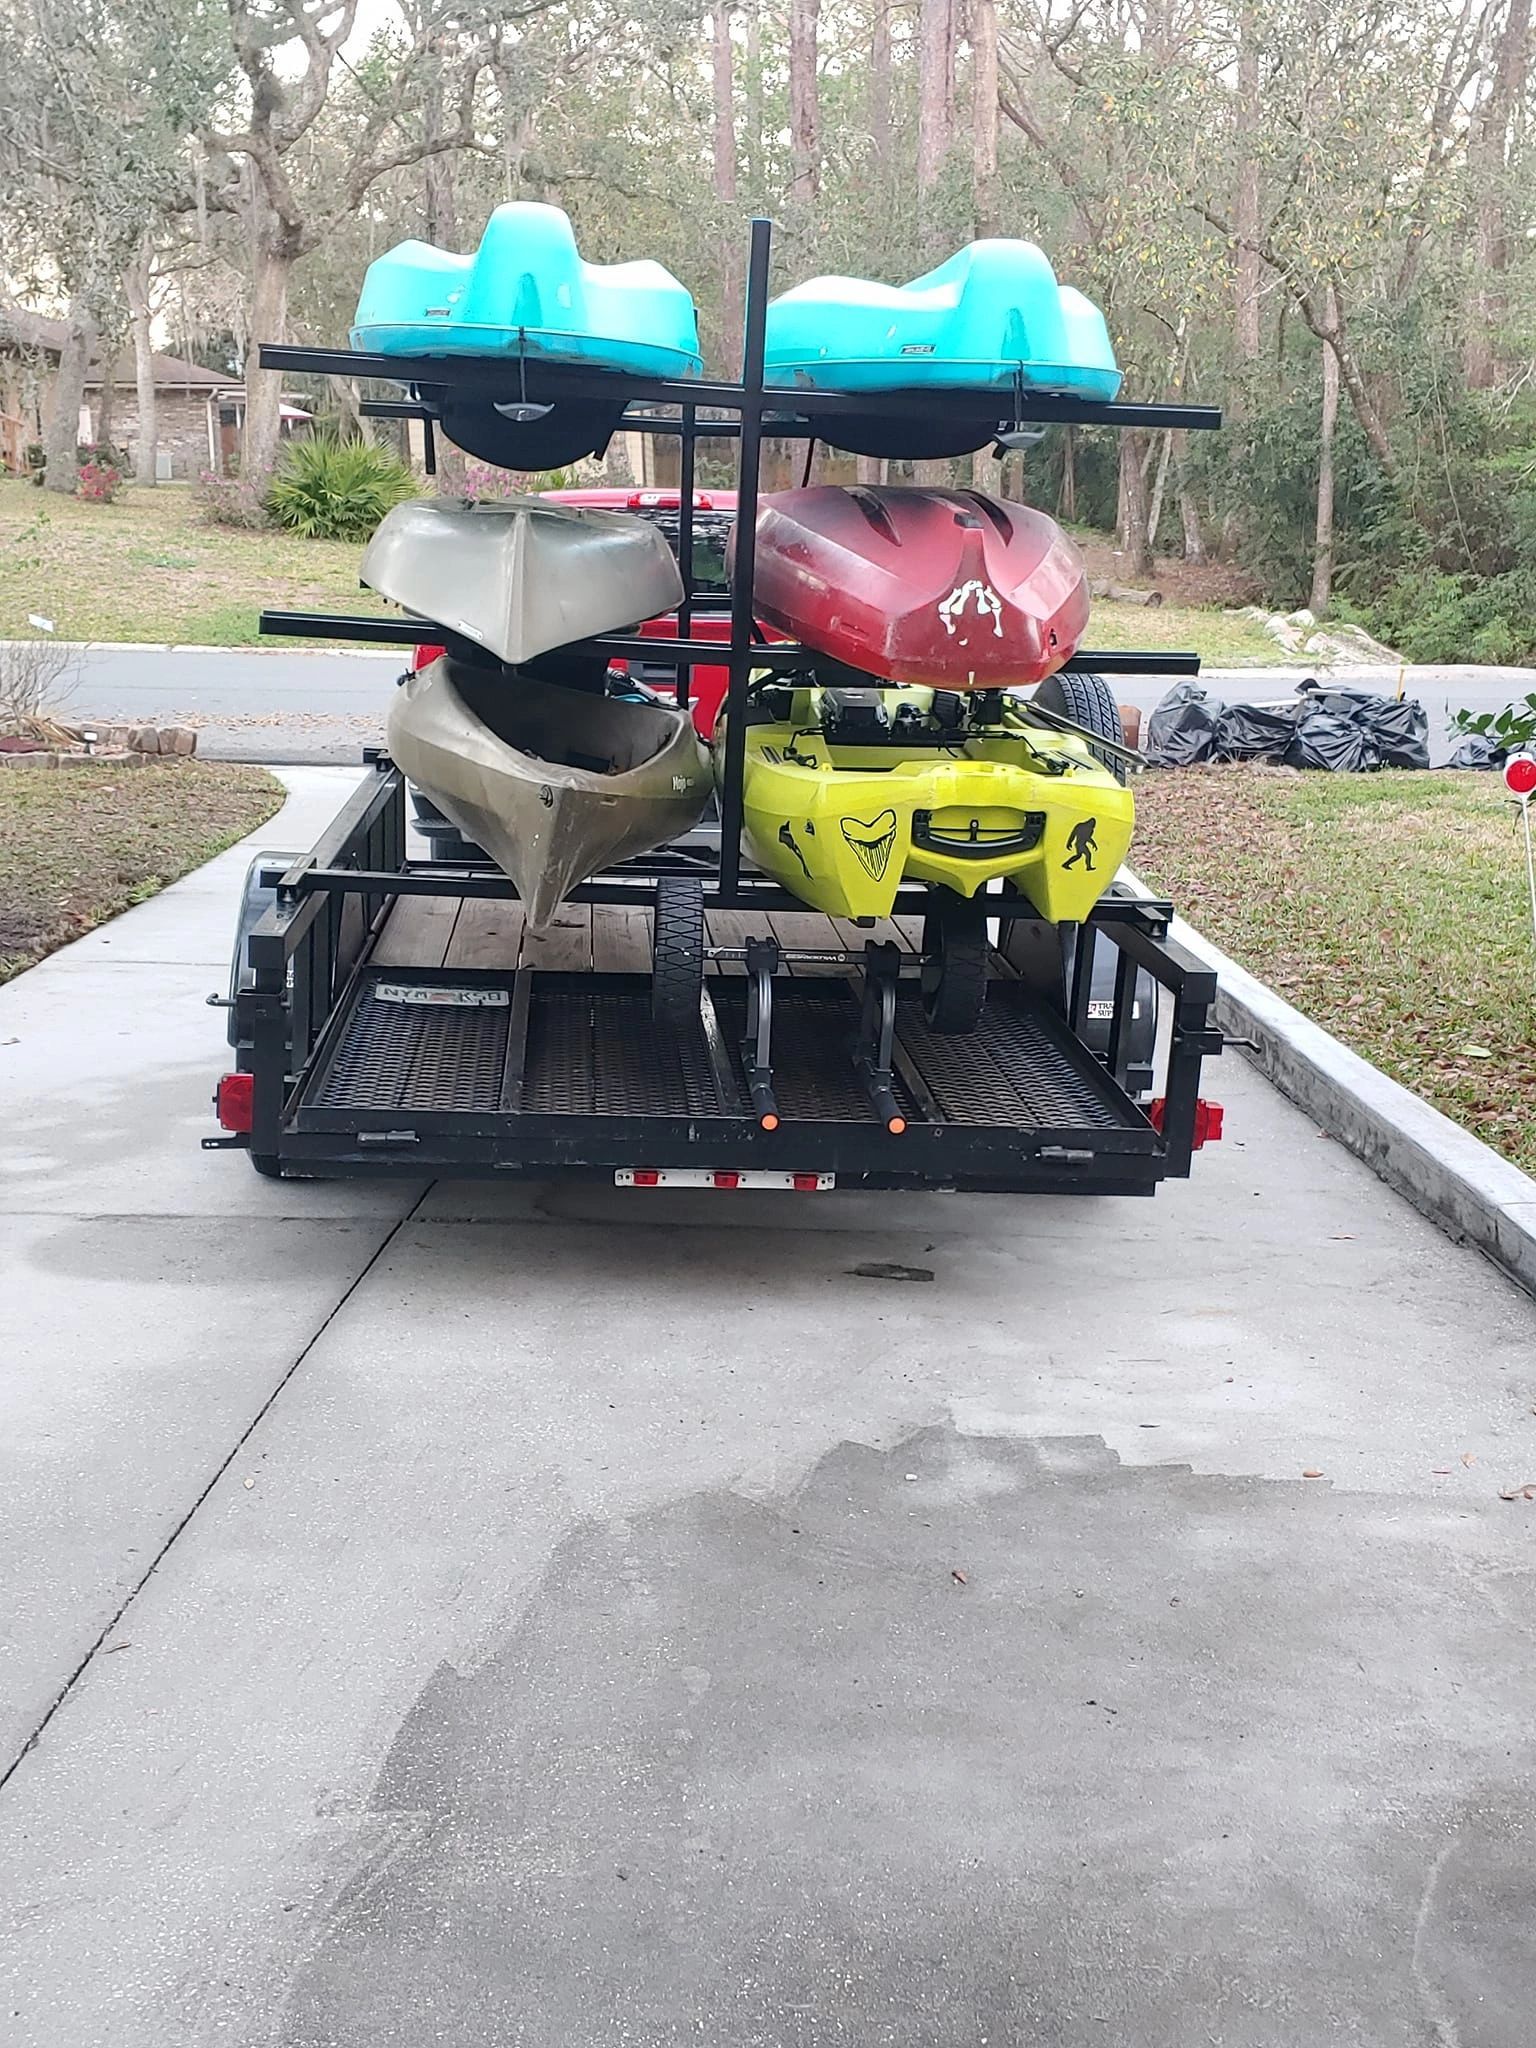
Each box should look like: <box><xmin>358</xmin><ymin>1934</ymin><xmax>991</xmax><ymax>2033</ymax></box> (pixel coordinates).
<box><xmin>76</xmin><ymin>458</ymin><xmax>122</xmax><ymax>504</ymax></box>
<box><xmin>267</xmin><ymin>436</ymin><xmax>416</xmax><ymax>541</ymax></box>
<box><xmin>194</xmin><ymin>470</ymin><xmax>272</xmax><ymax>530</ymax></box>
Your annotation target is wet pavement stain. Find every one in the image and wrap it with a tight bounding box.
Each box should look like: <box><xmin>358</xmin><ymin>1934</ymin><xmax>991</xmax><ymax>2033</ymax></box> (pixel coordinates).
<box><xmin>282</xmin><ymin>1427</ymin><xmax>1536</xmax><ymax>2048</ymax></box>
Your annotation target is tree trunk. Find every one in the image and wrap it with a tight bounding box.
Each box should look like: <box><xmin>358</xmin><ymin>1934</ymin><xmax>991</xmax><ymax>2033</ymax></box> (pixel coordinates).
<box><xmin>745</xmin><ymin>6</ymin><xmax>763</xmax><ymax>186</ymax></box>
<box><xmin>856</xmin><ymin>455</ymin><xmax>888</xmax><ymax>485</ymax></box>
<box><xmin>971</xmin><ymin>0</ymin><xmax>999</xmax><ymax>234</ymax></box>
<box><xmin>789</xmin><ymin>0</ymin><xmax>821</xmax><ymax>202</ymax></box>
<box><xmin>1310</xmin><ymin>293</ymin><xmax>1340</xmax><ymax>614</ymax></box>
<box><xmin>971</xmin><ymin>446</ymin><xmax>1003</xmax><ymax>496</ymax></box>
<box><xmin>1117</xmin><ymin>434</ymin><xmax>1152</xmax><ymax>581</ymax></box>
<box><xmin>423</xmin><ymin>88</ymin><xmax>458</xmax><ymax>243</ymax></box>
<box><xmin>1145</xmin><ymin>429</ymin><xmax>1175</xmax><ymax>555</ymax></box>
<box><xmin>917</xmin><ymin>0</ymin><xmax>954</xmax><ymax>191</ymax></box>
<box><xmin>712</xmin><ymin>0</ymin><xmax>744</xmax><ymax>359</ymax></box>
<box><xmin>1465</xmin><ymin>0</ymin><xmax>1531</xmax><ymax>388</ymax></box>
<box><xmin>44</xmin><ymin>301</ymin><xmax>96</xmax><ymax>494</ymax></box>
<box><xmin>1172</xmin><ymin>433</ymin><xmax>1205</xmax><ymax>561</ymax></box>
<box><xmin>1060</xmin><ymin>427</ymin><xmax>1076</xmax><ymax>523</ymax></box>
<box><xmin>125</xmin><ymin>254</ymin><xmax>159</xmax><ymax>486</ymax></box>
<box><xmin>243</xmin><ymin>233</ymin><xmax>295</xmax><ymax>480</ymax></box>
<box><xmin>1233</xmin><ymin>18</ymin><xmax>1262</xmax><ymax>363</ymax></box>
<box><xmin>94</xmin><ymin>353</ymin><xmax>120</xmax><ymax>454</ymax></box>
<box><xmin>870</xmin><ymin>0</ymin><xmax>891</xmax><ymax>169</ymax></box>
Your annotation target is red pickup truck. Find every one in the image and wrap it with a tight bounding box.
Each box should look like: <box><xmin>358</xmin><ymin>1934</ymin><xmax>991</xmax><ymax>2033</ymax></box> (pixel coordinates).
<box><xmin>411</xmin><ymin>486</ymin><xmax>749</xmax><ymax>737</ymax></box>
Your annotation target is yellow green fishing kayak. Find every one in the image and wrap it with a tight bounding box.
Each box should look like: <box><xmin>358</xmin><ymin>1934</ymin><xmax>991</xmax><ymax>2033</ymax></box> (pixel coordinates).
<box><xmin>722</xmin><ymin>685</ymin><xmax>1134</xmax><ymax>922</ymax></box>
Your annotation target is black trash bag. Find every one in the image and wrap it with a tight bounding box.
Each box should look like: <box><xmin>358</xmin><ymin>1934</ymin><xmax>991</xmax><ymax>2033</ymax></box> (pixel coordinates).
<box><xmin>1286</xmin><ymin>708</ymin><xmax>1381</xmax><ymax>772</ymax></box>
<box><xmin>1215</xmin><ymin>700</ymin><xmax>1300</xmax><ymax>761</ymax></box>
<box><xmin>1448</xmin><ymin>732</ymin><xmax>1507</xmax><ymax>770</ymax></box>
<box><xmin>1146</xmin><ymin>682</ymin><xmax>1226</xmax><ymax>766</ymax></box>
<box><xmin>1300</xmin><ymin>687</ymin><xmax>1430</xmax><ymax>769</ymax></box>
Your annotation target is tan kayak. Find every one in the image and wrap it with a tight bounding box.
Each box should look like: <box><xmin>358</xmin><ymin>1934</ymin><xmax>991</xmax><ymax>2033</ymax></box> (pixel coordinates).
<box><xmin>388</xmin><ymin>657</ymin><xmax>710</xmax><ymax>927</ymax></box>
<box><xmin>361</xmin><ymin>497</ymin><xmax>683</xmax><ymax>667</ymax></box>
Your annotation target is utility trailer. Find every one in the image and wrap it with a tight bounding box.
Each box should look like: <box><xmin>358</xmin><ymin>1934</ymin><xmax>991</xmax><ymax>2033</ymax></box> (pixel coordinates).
<box><xmin>207</xmin><ymin>217</ymin><xmax>1224</xmax><ymax>1195</ymax></box>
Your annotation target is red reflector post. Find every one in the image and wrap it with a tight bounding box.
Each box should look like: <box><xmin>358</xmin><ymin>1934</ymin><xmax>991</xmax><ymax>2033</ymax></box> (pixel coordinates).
<box><xmin>216</xmin><ymin>1073</ymin><xmax>254</xmax><ymax>1133</ymax></box>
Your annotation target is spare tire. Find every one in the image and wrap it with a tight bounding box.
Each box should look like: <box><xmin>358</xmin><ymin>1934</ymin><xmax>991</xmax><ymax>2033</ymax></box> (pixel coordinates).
<box><xmin>1031</xmin><ymin>670</ymin><xmax>1126</xmax><ymax>782</ymax></box>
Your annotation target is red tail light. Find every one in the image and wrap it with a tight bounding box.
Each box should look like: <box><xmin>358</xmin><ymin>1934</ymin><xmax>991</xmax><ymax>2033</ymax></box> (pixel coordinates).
<box><xmin>411</xmin><ymin>643</ymin><xmax>446</xmax><ymax>671</ymax></box>
<box><xmin>216</xmin><ymin>1073</ymin><xmax>254</xmax><ymax>1133</ymax></box>
<box><xmin>631</xmin><ymin>1169</ymin><xmax>661</xmax><ymax>1187</ymax></box>
<box><xmin>1148</xmin><ymin>1097</ymin><xmax>1224</xmax><ymax>1148</ymax></box>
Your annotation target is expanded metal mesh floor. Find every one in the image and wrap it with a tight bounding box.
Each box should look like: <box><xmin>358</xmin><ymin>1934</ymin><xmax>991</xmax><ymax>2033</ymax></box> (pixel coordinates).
<box><xmin>308</xmin><ymin>970</ymin><xmax>1134</xmax><ymax>1134</ymax></box>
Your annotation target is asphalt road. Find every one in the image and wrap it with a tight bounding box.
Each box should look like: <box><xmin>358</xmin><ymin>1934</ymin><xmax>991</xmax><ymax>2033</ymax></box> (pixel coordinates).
<box><xmin>48</xmin><ymin>641</ymin><xmax>1536</xmax><ymax>764</ymax></box>
<box><xmin>3</xmin><ymin>767</ymin><xmax>1535</xmax><ymax>2044</ymax></box>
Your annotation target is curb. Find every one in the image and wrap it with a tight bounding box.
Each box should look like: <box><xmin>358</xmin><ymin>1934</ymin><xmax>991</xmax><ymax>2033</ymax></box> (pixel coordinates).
<box><xmin>1162</xmin><ymin>901</ymin><xmax>1536</xmax><ymax>1299</ymax></box>
<box><xmin>0</xmin><ymin>639</ymin><xmax>399</xmax><ymax>659</ymax></box>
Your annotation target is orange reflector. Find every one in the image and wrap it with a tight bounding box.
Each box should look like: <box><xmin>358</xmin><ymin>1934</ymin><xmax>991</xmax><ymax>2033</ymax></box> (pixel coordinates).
<box><xmin>888</xmin><ymin>1116</ymin><xmax>907</xmax><ymax>1136</ymax></box>
<box><xmin>760</xmin><ymin>1113</ymin><xmax>779</xmax><ymax>1131</ymax></box>
<box><xmin>215</xmin><ymin>1073</ymin><xmax>254</xmax><ymax>1133</ymax></box>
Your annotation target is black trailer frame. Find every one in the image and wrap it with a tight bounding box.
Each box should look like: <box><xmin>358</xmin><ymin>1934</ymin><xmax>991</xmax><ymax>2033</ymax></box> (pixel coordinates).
<box><xmin>211</xmin><ymin>215</ymin><xmax>1223</xmax><ymax>1191</ymax></box>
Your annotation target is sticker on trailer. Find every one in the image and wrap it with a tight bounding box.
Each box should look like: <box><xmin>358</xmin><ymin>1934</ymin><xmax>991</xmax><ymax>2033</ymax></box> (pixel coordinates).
<box><xmin>616</xmin><ymin>1169</ymin><xmax>834</xmax><ymax>1191</ymax></box>
<box><xmin>1087</xmin><ymin>1000</ymin><xmax>1142</xmax><ymax>1020</ymax></box>
<box><xmin>374</xmin><ymin>983</ymin><xmax>510</xmax><ymax>1007</ymax></box>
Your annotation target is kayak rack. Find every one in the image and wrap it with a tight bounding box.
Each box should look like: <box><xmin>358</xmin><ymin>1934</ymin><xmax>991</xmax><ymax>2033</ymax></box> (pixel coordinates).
<box><xmin>259</xmin><ymin>213</ymin><xmax>1221</xmax><ymax>909</ymax></box>
<box><xmin>214</xmin><ymin>215</ymin><xmax>1226</xmax><ymax>1193</ymax></box>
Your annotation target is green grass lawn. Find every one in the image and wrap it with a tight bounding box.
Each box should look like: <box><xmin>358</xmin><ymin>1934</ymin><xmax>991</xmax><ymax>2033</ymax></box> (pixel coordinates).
<box><xmin>0</xmin><ymin>760</ymin><xmax>283</xmax><ymax>980</ymax></box>
<box><xmin>1133</xmin><ymin>768</ymin><xmax>1536</xmax><ymax>1174</ymax></box>
<box><xmin>0</xmin><ymin>480</ymin><xmax>391</xmax><ymax>646</ymax></box>
<box><xmin>0</xmin><ymin>477</ymin><xmax>1287</xmax><ymax>664</ymax></box>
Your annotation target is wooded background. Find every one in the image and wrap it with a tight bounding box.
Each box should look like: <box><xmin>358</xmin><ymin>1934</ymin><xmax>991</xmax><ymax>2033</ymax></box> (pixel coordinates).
<box><xmin>4</xmin><ymin>0</ymin><xmax>1536</xmax><ymax>658</ymax></box>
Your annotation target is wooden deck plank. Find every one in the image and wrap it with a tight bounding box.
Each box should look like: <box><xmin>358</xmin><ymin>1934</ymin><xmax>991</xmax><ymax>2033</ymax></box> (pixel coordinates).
<box><xmin>704</xmin><ymin>909</ymin><xmax>768</xmax><ymax>976</ymax></box>
<box><xmin>371</xmin><ymin>892</ymin><xmax>462</xmax><ymax>969</ymax></box>
<box><xmin>830</xmin><ymin>916</ymin><xmax>916</xmax><ymax>954</ymax></box>
<box><xmin>520</xmin><ymin>903</ymin><xmax>593</xmax><ymax>972</ymax></box>
<box><xmin>767</xmin><ymin>911</ymin><xmax>845</xmax><ymax>976</ymax></box>
<box><xmin>593</xmin><ymin>906</ymin><xmax>654</xmax><ymax>973</ymax></box>
<box><xmin>443</xmin><ymin>897</ymin><xmax>526</xmax><ymax>971</ymax></box>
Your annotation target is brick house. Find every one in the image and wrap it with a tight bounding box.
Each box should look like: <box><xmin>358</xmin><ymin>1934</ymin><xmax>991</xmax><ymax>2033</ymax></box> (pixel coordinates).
<box><xmin>0</xmin><ymin>306</ymin><xmax>313</xmax><ymax>479</ymax></box>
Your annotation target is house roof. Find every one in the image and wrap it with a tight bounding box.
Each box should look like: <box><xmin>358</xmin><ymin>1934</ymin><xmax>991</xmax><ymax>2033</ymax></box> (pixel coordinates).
<box><xmin>0</xmin><ymin>304</ymin><xmax>232</xmax><ymax>391</ymax></box>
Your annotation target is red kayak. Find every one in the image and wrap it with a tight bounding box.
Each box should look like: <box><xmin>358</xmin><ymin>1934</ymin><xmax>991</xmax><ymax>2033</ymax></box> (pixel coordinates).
<box><xmin>741</xmin><ymin>486</ymin><xmax>1089</xmax><ymax>689</ymax></box>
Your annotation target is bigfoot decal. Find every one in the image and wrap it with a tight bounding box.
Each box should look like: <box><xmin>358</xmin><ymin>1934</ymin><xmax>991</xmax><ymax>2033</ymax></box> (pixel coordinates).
<box><xmin>1062</xmin><ymin>816</ymin><xmax>1098</xmax><ymax>872</ymax></box>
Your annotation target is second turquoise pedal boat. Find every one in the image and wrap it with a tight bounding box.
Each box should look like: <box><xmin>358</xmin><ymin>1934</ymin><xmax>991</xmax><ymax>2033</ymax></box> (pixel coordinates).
<box><xmin>763</xmin><ymin>239</ymin><xmax>1121</xmax><ymax>402</ymax></box>
<box><xmin>351</xmin><ymin>201</ymin><xmax>703</xmax><ymax>380</ymax></box>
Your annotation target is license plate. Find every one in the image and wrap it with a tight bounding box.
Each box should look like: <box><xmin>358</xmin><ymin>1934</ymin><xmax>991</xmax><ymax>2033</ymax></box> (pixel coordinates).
<box><xmin>375</xmin><ymin>982</ymin><xmax>509</xmax><ymax>1008</ymax></box>
<box><xmin>616</xmin><ymin>1169</ymin><xmax>834</xmax><ymax>1191</ymax></box>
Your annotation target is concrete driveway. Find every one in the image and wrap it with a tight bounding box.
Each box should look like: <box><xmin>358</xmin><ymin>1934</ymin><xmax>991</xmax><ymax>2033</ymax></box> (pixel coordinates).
<box><xmin>2</xmin><ymin>768</ymin><xmax>1534</xmax><ymax>2046</ymax></box>
<box><xmin>53</xmin><ymin>642</ymin><xmax>1536</xmax><ymax>763</ymax></box>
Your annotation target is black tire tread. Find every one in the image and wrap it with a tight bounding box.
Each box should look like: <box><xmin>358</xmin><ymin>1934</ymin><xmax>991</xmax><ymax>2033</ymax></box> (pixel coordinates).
<box><xmin>921</xmin><ymin>895</ymin><xmax>989</xmax><ymax>1034</ymax></box>
<box><xmin>652</xmin><ymin>877</ymin><xmax>705</xmax><ymax>1028</ymax></box>
<box><xmin>1032</xmin><ymin>670</ymin><xmax>1126</xmax><ymax>783</ymax></box>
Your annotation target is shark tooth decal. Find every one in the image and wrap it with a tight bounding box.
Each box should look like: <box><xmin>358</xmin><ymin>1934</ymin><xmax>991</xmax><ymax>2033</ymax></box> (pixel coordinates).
<box><xmin>841</xmin><ymin>808</ymin><xmax>899</xmax><ymax>881</ymax></box>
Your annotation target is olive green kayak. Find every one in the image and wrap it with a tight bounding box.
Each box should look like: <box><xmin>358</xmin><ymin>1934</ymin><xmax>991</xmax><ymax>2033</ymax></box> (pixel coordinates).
<box><xmin>387</xmin><ymin>657</ymin><xmax>710</xmax><ymax>927</ymax></box>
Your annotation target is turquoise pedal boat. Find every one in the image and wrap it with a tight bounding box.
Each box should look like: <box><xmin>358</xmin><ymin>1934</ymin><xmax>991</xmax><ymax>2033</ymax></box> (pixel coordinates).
<box><xmin>764</xmin><ymin>239</ymin><xmax>1121</xmax><ymax>402</ymax></box>
<box><xmin>351</xmin><ymin>202</ymin><xmax>703</xmax><ymax>380</ymax></box>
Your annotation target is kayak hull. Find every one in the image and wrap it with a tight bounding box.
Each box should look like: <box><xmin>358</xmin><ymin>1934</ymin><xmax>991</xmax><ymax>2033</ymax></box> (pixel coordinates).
<box><xmin>362</xmin><ymin>499</ymin><xmax>683</xmax><ymax>668</ymax></box>
<box><xmin>351</xmin><ymin>202</ymin><xmax>703</xmax><ymax>378</ymax></box>
<box><xmin>725</xmin><ymin>692</ymin><xmax>1133</xmax><ymax>923</ymax></box>
<box><xmin>388</xmin><ymin>659</ymin><xmax>710</xmax><ymax>928</ymax></box>
<box><xmin>743</xmin><ymin>487</ymin><xmax>1089</xmax><ymax>689</ymax></box>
